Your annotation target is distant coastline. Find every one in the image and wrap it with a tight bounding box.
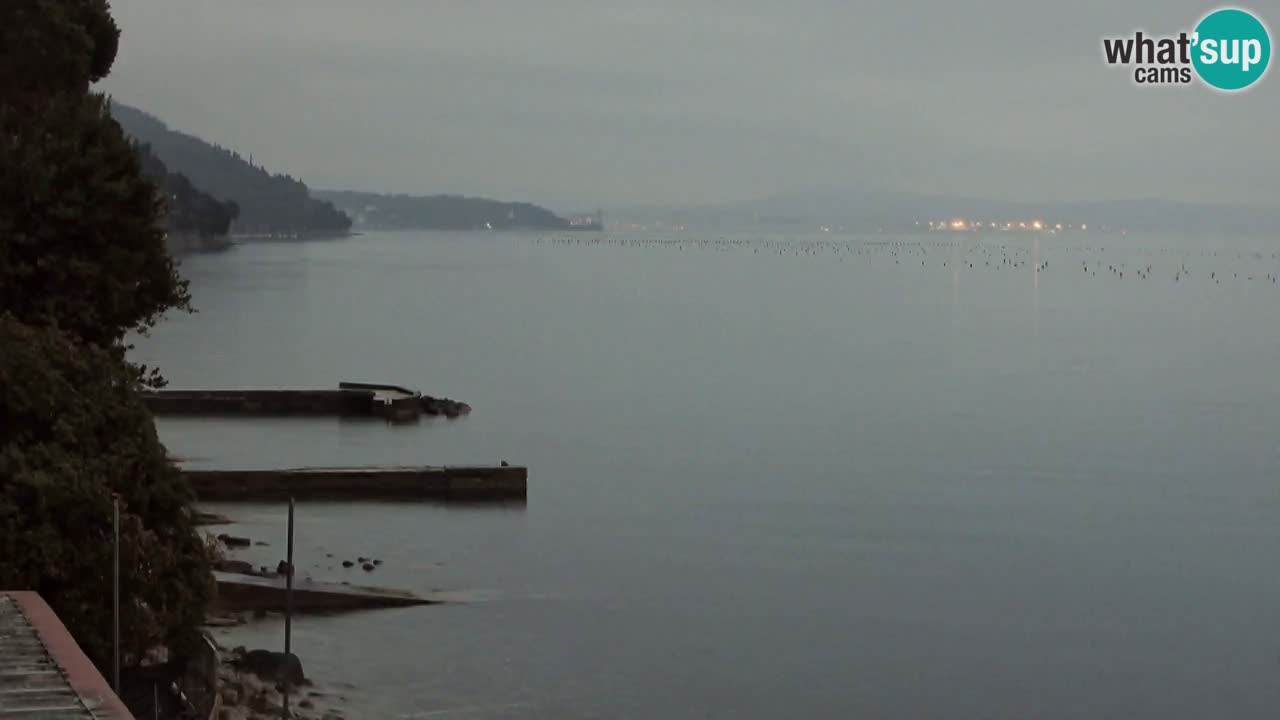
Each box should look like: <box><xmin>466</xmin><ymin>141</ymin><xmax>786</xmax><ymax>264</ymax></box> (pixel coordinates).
<box><xmin>165</xmin><ymin>230</ymin><xmax>366</xmax><ymax>256</ymax></box>
<box><xmin>316</xmin><ymin>190</ymin><xmax>602</xmax><ymax>232</ymax></box>
<box><xmin>164</xmin><ymin>231</ymin><xmax>233</xmax><ymax>255</ymax></box>
<box><xmin>229</xmin><ymin>230</ymin><xmax>359</xmax><ymax>241</ymax></box>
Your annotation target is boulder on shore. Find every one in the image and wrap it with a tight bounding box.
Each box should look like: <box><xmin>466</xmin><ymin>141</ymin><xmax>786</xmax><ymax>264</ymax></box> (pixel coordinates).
<box><xmin>419</xmin><ymin>395</ymin><xmax>472</xmax><ymax>418</ymax></box>
<box><xmin>214</xmin><ymin>559</ymin><xmax>255</xmax><ymax>574</ymax></box>
<box><xmin>217</xmin><ymin>533</ymin><xmax>252</xmax><ymax>548</ymax></box>
<box><xmin>232</xmin><ymin>649</ymin><xmax>306</xmax><ymax>687</ymax></box>
<box><xmin>195</xmin><ymin>511</ymin><xmax>233</xmax><ymax>526</ymax></box>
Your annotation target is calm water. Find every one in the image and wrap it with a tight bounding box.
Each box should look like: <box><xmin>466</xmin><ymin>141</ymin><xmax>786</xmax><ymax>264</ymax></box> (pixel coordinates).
<box><xmin>136</xmin><ymin>230</ymin><xmax>1280</xmax><ymax>719</ymax></box>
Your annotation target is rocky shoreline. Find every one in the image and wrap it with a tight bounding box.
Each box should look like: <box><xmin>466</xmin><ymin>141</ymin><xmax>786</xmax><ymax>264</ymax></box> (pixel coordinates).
<box><xmin>203</xmin><ymin>523</ymin><xmax>409</xmax><ymax>719</ymax></box>
<box><xmin>197</xmin><ymin>481</ymin><xmax>464</xmax><ymax>718</ymax></box>
<box><xmin>214</xmin><ymin>645</ymin><xmax>346</xmax><ymax>720</ymax></box>
<box><xmin>213</xmin><ymin>531</ymin><xmax>385</xmax><ymax>579</ymax></box>
<box><xmin>419</xmin><ymin>394</ymin><xmax>471</xmax><ymax>417</ymax></box>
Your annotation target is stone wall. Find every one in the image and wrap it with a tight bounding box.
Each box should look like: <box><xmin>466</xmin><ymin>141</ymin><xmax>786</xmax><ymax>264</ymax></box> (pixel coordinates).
<box><xmin>183</xmin><ymin>466</ymin><xmax>528</xmax><ymax>501</ymax></box>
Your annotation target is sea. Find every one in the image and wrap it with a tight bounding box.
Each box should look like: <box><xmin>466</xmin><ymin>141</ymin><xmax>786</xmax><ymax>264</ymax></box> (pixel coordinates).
<box><xmin>133</xmin><ymin>229</ymin><xmax>1280</xmax><ymax>719</ymax></box>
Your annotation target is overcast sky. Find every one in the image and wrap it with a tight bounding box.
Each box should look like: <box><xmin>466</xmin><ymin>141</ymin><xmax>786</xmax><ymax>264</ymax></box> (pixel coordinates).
<box><xmin>100</xmin><ymin>0</ymin><xmax>1277</xmax><ymax>210</ymax></box>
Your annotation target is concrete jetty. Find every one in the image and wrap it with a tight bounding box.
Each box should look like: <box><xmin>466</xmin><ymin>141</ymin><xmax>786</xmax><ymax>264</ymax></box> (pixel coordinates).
<box><xmin>213</xmin><ymin>572</ymin><xmax>440</xmax><ymax>613</ymax></box>
<box><xmin>184</xmin><ymin>465</ymin><xmax>527</xmax><ymax>501</ymax></box>
<box><xmin>142</xmin><ymin>382</ymin><xmax>435</xmax><ymax>421</ymax></box>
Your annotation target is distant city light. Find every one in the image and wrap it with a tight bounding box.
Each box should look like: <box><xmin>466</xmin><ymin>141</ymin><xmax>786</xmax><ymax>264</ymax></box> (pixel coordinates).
<box><xmin>921</xmin><ymin>216</ymin><xmax>1094</xmax><ymax>232</ymax></box>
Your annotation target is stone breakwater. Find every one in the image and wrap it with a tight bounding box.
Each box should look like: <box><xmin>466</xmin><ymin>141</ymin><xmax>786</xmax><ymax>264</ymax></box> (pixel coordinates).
<box><xmin>212</xmin><ymin>571</ymin><xmax>438</xmax><ymax>613</ymax></box>
<box><xmin>143</xmin><ymin>382</ymin><xmax>471</xmax><ymax>422</ymax></box>
<box><xmin>183</xmin><ymin>465</ymin><xmax>527</xmax><ymax>501</ymax></box>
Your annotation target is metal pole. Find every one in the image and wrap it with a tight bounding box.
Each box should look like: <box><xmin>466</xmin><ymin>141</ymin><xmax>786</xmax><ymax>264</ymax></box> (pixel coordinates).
<box><xmin>282</xmin><ymin>497</ymin><xmax>295</xmax><ymax>719</ymax></box>
<box><xmin>113</xmin><ymin>496</ymin><xmax>120</xmax><ymax>694</ymax></box>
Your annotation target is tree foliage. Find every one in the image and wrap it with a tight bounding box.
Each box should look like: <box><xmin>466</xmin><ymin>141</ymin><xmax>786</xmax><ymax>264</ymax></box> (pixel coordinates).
<box><xmin>0</xmin><ymin>0</ymin><xmax>120</xmax><ymax>96</ymax></box>
<box><xmin>0</xmin><ymin>317</ymin><xmax>213</xmax><ymax>667</ymax></box>
<box><xmin>0</xmin><ymin>93</ymin><xmax>192</xmax><ymax>347</ymax></box>
<box><xmin>138</xmin><ymin>144</ymin><xmax>240</xmax><ymax>239</ymax></box>
<box><xmin>0</xmin><ymin>0</ymin><xmax>213</xmax><ymax>684</ymax></box>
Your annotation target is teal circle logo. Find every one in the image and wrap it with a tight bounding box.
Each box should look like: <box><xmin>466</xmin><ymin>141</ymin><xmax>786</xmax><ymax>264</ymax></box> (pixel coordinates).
<box><xmin>1192</xmin><ymin>8</ymin><xmax>1271</xmax><ymax>90</ymax></box>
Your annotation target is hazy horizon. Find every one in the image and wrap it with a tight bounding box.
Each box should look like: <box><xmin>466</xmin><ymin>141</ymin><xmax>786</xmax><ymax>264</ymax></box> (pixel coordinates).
<box><xmin>99</xmin><ymin>1</ymin><xmax>1277</xmax><ymax>212</ymax></box>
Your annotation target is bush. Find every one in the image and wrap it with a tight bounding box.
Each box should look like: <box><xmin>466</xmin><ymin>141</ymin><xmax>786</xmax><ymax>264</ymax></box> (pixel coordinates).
<box><xmin>0</xmin><ymin>93</ymin><xmax>191</xmax><ymax>349</ymax></box>
<box><xmin>0</xmin><ymin>317</ymin><xmax>212</xmax><ymax>667</ymax></box>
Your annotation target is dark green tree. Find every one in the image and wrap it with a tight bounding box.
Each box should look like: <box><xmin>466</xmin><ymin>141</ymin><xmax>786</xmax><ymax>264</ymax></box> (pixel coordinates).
<box><xmin>138</xmin><ymin>144</ymin><xmax>240</xmax><ymax>238</ymax></box>
<box><xmin>0</xmin><ymin>1</ymin><xmax>190</xmax><ymax>349</ymax></box>
<box><xmin>0</xmin><ymin>0</ymin><xmax>212</xmax><ymax>688</ymax></box>
<box><xmin>0</xmin><ymin>317</ymin><xmax>213</xmax><ymax>667</ymax></box>
<box><xmin>0</xmin><ymin>0</ymin><xmax>119</xmax><ymax>95</ymax></box>
<box><xmin>0</xmin><ymin>94</ymin><xmax>192</xmax><ymax>348</ymax></box>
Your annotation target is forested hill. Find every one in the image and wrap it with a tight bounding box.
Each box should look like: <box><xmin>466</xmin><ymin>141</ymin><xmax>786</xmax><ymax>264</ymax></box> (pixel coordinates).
<box><xmin>136</xmin><ymin>145</ymin><xmax>237</xmax><ymax>240</ymax></box>
<box><xmin>315</xmin><ymin>190</ymin><xmax>577</xmax><ymax>230</ymax></box>
<box><xmin>110</xmin><ymin>102</ymin><xmax>351</xmax><ymax>236</ymax></box>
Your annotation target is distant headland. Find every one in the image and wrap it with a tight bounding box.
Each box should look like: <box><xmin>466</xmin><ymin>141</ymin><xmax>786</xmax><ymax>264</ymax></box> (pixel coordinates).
<box><xmin>110</xmin><ymin>102</ymin><xmax>353</xmax><ymax>238</ymax></box>
<box><xmin>316</xmin><ymin>190</ymin><xmax>602</xmax><ymax>232</ymax></box>
<box><xmin>109</xmin><ymin>102</ymin><xmax>602</xmax><ymax>243</ymax></box>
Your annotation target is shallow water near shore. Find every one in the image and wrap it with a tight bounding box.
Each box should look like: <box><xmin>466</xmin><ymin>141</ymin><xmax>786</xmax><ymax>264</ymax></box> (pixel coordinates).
<box><xmin>137</xmin><ymin>229</ymin><xmax>1280</xmax><ymax>719</ymax></box>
